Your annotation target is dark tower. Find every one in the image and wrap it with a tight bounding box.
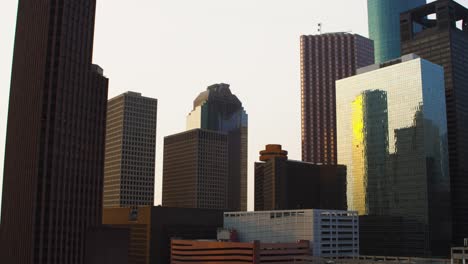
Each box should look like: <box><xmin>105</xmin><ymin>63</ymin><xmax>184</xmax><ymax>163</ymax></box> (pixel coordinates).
<box><xmin>301</xmin><ymin>33</ymin><xmax>374</xmax><ymax>165</ymax></box>
<box><xmin>254</xmin><ymin>145</ymin><xmax>347</xmax><ymax>212</ymax></box>
<box><xmin>0</xmin><ymin>1</ymin><xmax>108</xmax><ymax>263</ymax></box>
<box><xmin>400</xmin><ymin>0</ymin><xmax>468</xmax><ymax>247</ymax></box>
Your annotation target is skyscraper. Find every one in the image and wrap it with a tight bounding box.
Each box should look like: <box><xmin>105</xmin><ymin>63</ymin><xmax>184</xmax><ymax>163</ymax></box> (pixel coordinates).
<box><xmin>368</xmin><ymin>0</ymin><xmax>426</xmax><ymax>63</ymax></box>
<box><xmin>301</xmin><ymin>33</ymin><xmax>374</xmax><ymax>165</ymax></box>
<box><xmin>162</xmin><ymin>129</ymin><xmax>229</xmax><ymax>209</ymax></box>
<box><xmin>103</xmin><ymin>92</ymin><xmax>157</xmax><ymax>208</ymax></box>
<box><xmin>0</xmin><ymin>1</ymin><xmax>108</xmax><ymax>263</ymax></box>
<box><xmin>400</xmin><ymin>0</ymin><xmax>468</xmax><ymax>247</ymax></box>
<box><xmin>336</xmin><ymin>54</ymin><xmax>450</xmax><ymax>256</ymax></box>
<box><xmin>186</xmin><ymin>83</ymin><xmax>248</xmax><ymax>211</ymax></box>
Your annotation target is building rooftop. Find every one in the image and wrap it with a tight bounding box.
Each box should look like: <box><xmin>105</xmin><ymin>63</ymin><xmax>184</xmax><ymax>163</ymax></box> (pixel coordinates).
<box><xmin>357</xmin><ymin>54</ymin><xmax>419</xmax><ymax>74</ymax></box>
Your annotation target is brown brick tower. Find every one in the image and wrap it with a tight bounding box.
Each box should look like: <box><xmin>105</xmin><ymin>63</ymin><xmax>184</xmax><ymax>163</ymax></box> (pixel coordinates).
<box><xmin>301</xmin><ymin>33</ymin><xmax>374</xmax><ymax>164</ymax></box>
<box><xmin>0</xmin><ymin>1</ymin><xmax>108</xmax><ymax>263</ymax></box>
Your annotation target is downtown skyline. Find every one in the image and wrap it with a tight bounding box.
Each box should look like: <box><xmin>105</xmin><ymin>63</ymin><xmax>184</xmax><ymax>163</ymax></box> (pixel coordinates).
<box><xmin>1</xmin><ymin>0</ymin><xmax>467</xmax><ymax>213</ymax></box>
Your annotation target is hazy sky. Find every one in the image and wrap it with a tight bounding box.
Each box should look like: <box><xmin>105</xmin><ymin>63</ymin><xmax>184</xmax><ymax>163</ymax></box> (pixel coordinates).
<box><xmin>1</xmin><ymin>0</ymin><xmax>465</xmax><ymax>211</ymax></box>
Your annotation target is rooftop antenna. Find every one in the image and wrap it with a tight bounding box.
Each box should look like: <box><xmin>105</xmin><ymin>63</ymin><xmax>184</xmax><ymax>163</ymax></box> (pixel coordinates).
<box><xmin>318</xmin><ymin>23</ymin><xmax>322</xmax><ymax>34</ymax></box>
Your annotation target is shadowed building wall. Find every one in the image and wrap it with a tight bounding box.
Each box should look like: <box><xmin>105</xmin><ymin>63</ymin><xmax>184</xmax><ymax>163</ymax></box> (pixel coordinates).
<box><xmin>400</xmin><ymin>0</ymin><xmax>468</xmax><ymax>247</ymax></box>
<box><xmin>102</xmin><ymin>207</ymin><xmax>224</xmax><ymax>264</ymax></box>
<box><xmin>255</xmin><ymin>145</ymin><xmax>347</xmax><ymax>211</ymax></box>
<box><xmin>0</xmin><ymin>1</ymin><xmax>108</xmax><ymax>263</ymax></box>
<box><xmin>301</xmin><ymin>33</ymin><xmax>374</xmax><ymax>165</ymax></box>
<box><xmin>84</xmin><ymin>226</ymin><xmax>130</xmax><ymax>264</ymax></box>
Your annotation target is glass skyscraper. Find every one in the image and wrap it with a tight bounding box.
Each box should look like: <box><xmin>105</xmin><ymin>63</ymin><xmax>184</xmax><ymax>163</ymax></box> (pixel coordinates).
<box><xmin>368</xmin><ymin>0</ymin><xmax>426</xmax><ymax>63</ymax></box>
<box><xmin>337</xmin><ymin>54</ymin><xmax>451</xmax><ymax>256</ymax></box>
<box><xmin>187</xmin><ymin>83</ymin><xmax>248</xmax><ymax>211</ymax></box>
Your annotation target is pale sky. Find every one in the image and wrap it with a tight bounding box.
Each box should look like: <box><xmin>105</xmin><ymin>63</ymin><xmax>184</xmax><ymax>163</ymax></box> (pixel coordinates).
<box><xmin>1</xmin><ymin>0</ymin><xmax>465</xmax><ymax>211</ymax></box>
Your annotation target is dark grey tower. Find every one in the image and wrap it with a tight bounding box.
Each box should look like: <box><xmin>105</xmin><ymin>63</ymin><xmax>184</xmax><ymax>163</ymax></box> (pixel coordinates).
<box><xmin>401</xmin><ymin>0</ymin><xmax>468</xmax><ymax>247</ymax></box>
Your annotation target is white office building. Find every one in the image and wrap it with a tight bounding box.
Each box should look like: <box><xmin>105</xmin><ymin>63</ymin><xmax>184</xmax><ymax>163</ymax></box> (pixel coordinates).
<box><xmin>223</xmin><ymin>209</ymin><xmax>359</xmax><ymax>257</ymax></box>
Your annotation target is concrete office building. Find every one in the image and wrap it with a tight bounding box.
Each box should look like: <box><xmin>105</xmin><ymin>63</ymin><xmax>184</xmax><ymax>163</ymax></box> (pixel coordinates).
<box><xmin>102</xmin><ymin>206</ymin><xmax>224</xmax><ymax>264</ymax></box>
<box><xmin>0</xmin><ymin>1</ymin><xmax>108</xmax><ymax>263</ymax></box>
<box><xmin>452</xmin><ymin>247</ymin><xmax>468</xmax><ymax>264</ymax></box>
<box><xmin>400</xmin><ymin>0</ymin><xmax>468</xmax><ymax>247</ymax></box>
<box><xmin>336</xmin><ymin>54</ymin><xmax>450</xmax><ymax>256</ymax></box>
<box><xmin>301</xmin><ymin>33</ymin><xmax>374</xmax><ymax>165</ymax></box>
<box><xmin>224</xmin><ymin>209</ymin><xmax>359</xmax><ymax>257</ymax></box>
<box><xmin>255</xmin><ymin>145</ymin><xmax>347</xmax><ymax>211</ymax></box>
<box><xmin>367</xmin><ymin>0</ymin><xmax>426</xmax><ymax>63</ymax></box>
<box><xmin>162</xmin><ymin>129</ymin><xmax>229</xmax><ymax>209</ymax></box>
<box><xmin>170</xmin><ymin>239</ymin><xmax>310</xmax><ymax>264</ymax></box>
<box><xmin>104</xmin><ymin>92</ymin><xmax>157</xmax><ymax>208</ymax></box>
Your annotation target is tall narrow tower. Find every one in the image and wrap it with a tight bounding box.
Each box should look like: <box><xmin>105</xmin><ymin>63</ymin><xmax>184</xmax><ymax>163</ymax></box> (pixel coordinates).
<box><xmin>104</xmin><ymin>92</ymin><xmax>157</xmax><ymax>208</ymax></box>
<box><xmin>400</xmin><ymin>0</ymin><xmax>468</xmax><ymax>247</ymax></box>
<box><xmin>367</xmin><ymin>0</ymin><xmax>426</xmax><ymax>63</ymax></box>
<box><xmin>186</xmin><ymin>84</ymin><xmax>248</xmax><ymax>211</ymax></box>
<box><xmin>301</xmin><ymin>33</ymin><xmax>374</xmax><ymax>164</ymax></box>
<box><xmin>0</xmin><ymin>1</ymin><xmax>108</xmax><ymax>263</ymax></box>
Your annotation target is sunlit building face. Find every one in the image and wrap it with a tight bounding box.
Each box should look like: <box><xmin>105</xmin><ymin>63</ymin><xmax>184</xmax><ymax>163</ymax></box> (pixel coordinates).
<box><xmin>336</xmin><ymin>55</ymin><xmax>451</xmax><ymax>255</ymax></box>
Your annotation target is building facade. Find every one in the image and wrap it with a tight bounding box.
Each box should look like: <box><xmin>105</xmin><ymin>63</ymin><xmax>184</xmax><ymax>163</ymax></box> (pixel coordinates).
<box><xmin>367</xmin><ymin>0</ymin><xmax>426</xmax><ymax>63</ymax></box>
<box><xmin>301</xmin><ymin>33</ymin><xmax>374</xmax><ymax>165</ymax></box>
<box><xmin>336</xmin><ymin>55</ymin><xmax>451</xmax><ymax>256</ymax></box>
<box><xmin>170</xmin><ymin>239</ymin><xmax>310</xmax><ymax>264</ymax></box>
<box><xmin>224</xmin><ymin>210</ymin><xmax>359</xmax><ymax>257</ymax></box>
<box><xmin>0</xmin><ymin>1</ymin><xmax>108</xmax><ymax>263</ymax></box>
<box><xmin>102</xmin><ymin>206</ymin><xmax>224</xmax><ymax>264</ymax></box>
<box><xmin>84</xmin><ymin>226</ymin><xmax>130</xmax><ymax>264</ymax></box>
<box><xmin>162</xmin><ymin>129</ymin><xmax>229</xmax><ymax>209</ymax></box>
<box><xmin>400</xmin><ymin>0</ymin><xmax>468</xmax><ymax>247</ymax></box>
<box><xmin>186</xmin><ymin>83</ymin><xmax>248</xmax><ymax>211</ymax></box>
<box><xmin>104</xmin><ymin>92</ymin><xmax>157</xmax><ymax>208</ymax></box>
<box><xmin>255</xmin><ymin>145</ymin><xmax>347</xmax><ymax>211</ymax></box>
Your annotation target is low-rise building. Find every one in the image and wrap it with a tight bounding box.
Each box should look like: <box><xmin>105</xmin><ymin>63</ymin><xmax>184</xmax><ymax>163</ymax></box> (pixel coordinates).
<box><xmin>224</xmin><ymin>209</ymin><xmax>359</xmax><ymax>257</ymax></box>
<box><xmin>170</xmin><ymin>239</ymin><xmax>310</xmax><ymax>264</ymax></box>
<box><xmin>102</xmin><ymin>206</ymin><xmax>224</xmax><ymax>264</ymax></box>
<box><xmin>451</xmin><ymin>246</ymin><xmax>468</xmax><ymax>264</ymax></box>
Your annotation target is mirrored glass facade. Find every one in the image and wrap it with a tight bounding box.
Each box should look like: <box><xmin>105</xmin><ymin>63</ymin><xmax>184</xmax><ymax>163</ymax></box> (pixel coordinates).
<box><xmin>337</xmin><ymin>56</ymin><xmax>451</xmax><ymax>256</ymax></box>
<box><xmin>367</xmin><ymin>0</ymin><xmax>425</xmax><ymax>63</ymax></box>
